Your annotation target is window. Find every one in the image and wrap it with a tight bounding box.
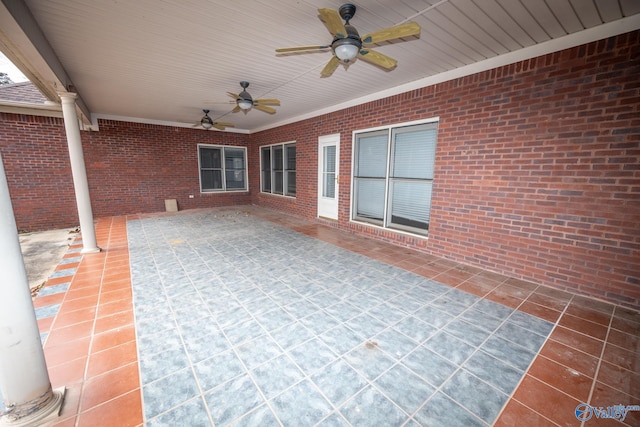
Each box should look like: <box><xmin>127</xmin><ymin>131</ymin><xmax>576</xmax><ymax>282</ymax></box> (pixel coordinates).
<box><xmin>198</xmin><ymin>145</ymin><xmax>247</xmax><ymax>192</ymax></box>
<box><xmin>352</xmin><ymin>121</ymin><xmax>437</xmax><ymax>236</ymax></box>
<box><xmin>261</xmin><ymin>142</ymin><xmax>296</xmax><ymax>197</ymax></box>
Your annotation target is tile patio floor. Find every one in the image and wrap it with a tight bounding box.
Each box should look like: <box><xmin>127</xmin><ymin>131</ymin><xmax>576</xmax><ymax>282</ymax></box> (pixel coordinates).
<box><xmin>19</xmin><ymin>206</ymin><xmax>640</xmax><ymax>426</ymax></box>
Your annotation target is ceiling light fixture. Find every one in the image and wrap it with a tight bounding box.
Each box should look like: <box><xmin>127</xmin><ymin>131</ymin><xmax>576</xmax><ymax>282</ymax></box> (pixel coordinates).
<box><xmin>237</xmin><ymin>81</ymin><xmax>254</xmax><ymax>110</ymax></box>
<box><xmin>333</xmin><ymin>38</ymin><xmax>361</xmax><ymax>62</ymax></box>
<box><xmin>331</xmin><ymin>4</ymin><xmax>361</xmax><ymax>63</ymax></box>
<box><xmin>237</xmin><ymin>99</ymin><xmax>253</xmax><ymax>110</ymax></box>
<box><xmin>200</xmin><ymin>109</ymin><xmax>214</xmax><ymax>129</ymax></box>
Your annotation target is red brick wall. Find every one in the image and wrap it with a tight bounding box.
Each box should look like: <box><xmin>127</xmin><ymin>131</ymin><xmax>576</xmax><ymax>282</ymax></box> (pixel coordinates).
<box><xmin>83</xmin><ymin>120</ymin><xmax>251</xmax><ymax>217</ymax></box>
<box><xmin>0</xmin><ymin>114</ymin><xmax>77</xmax><ymax>230</ymax></box>
<box><xmin>251</xmin><ymin>31</ymin><xmax>640</xmax><ymax>309</ymax></box>
<box><xmin>0</xmin><ymin>116</ymin><xmax>250</xmax><ymax>230</ymax></box>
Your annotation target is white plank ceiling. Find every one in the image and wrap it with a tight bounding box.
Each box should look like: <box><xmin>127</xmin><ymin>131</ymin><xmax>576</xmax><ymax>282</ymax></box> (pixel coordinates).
<box><xmin>2</xmin><ymin>0</ymin><xmax>640</xmax><ymax>132</ymax></box>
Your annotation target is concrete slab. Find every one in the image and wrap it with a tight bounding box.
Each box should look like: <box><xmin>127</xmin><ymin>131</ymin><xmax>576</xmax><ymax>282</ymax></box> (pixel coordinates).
<box><xmin>18</xmin><ymin>227</ymin><xmax>78</xmax><ymax>291</ymax></box>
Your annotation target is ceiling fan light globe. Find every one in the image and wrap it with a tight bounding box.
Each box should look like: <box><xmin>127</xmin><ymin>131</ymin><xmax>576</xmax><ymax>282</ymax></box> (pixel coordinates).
<box><xmin>200</xmin><ymin>115</ymin><xmax>214</xmax><ymax>129</ymax></box>
<box><xmin>333</xmin><ymin>40</ymin><xmax>360</xmax><ymax>62</ymax></box>
<box><xmin>238</xmin><ymin>99</ymin><xmax>253</xmax><ymax>110</ymax></box>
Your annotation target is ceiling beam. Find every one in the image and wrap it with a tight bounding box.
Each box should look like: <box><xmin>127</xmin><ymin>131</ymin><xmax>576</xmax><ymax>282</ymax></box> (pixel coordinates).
<box><xmin>0</xmin><ymin>0</ymin><xmax>92</xmax><ymax>127</ymax></box>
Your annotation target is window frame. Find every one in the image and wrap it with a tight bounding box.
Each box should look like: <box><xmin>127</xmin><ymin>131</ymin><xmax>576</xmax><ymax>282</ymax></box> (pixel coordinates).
<box><xmin>260</xmin><ymin>141</ymin><xmax>296</xmax><ymax>198</ymax></box>
<box><xmin>350</xmin><ymin>118</ymin><xmax>439</xmax><ymax>237</ymax></box>
<box><xmin>197</xmin><ymin>144</ymin><xmax>248</xmax><ymax>193</ymax></box>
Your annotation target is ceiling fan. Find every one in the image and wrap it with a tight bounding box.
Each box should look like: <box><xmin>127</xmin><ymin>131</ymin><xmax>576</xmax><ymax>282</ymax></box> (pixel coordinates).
<box><xmin>227</xmin><ymin>81</ymin><xmax>280</xmax><ymax>114</ymax></box>
<box><xmin>193</xmin><ymin>109</ymin><xmax>234</xmax><ymax>130</ymax></box>
<box><xmin>276</xmin><ymin>3</ymin><xmax>421</xmax><ymax>77</ymax></box>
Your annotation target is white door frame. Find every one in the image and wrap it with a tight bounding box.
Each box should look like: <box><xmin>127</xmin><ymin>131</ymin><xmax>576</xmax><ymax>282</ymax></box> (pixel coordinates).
<box><xmin>317</xmin><ymin>133</ymin><xmax>340</xmax><ymax>220</ymax></box>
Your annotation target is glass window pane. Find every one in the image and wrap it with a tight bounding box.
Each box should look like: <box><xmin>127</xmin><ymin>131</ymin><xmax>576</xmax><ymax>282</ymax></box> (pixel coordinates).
<box><xmin>273</xmin><ymin>146</ymin><xmax>283</xmax><ymax>172</ymax></box>
<box><xmin>226</xmin><ymin>170</ymin><xmax>245</xmax><ymax>189</ymax></box>
<box><xmin>286</xmin><ymin>171</ymin><xmax>296</xmax><ymax>196</ymax></box>
<box><xmin>391</xmin><ymin>127</ymin><xmax>437</xmax><ymax>179</ymax></box>
<box><xmin>285</xmin><ymin>144</ymin><xmax>296</xmax><ymax>171</ymax></box>
<box><xmin>355</xmin><ymin>178</ymin><xmax>385</xmax><ymax>221</ymax></box>
<box><xmin>324</xmin><ymin>146</ymin><xmax>336</xmax><ymax>173</ymax></box>
<box><xmin>225</xmin><ymin>148</ymin><xmax>245</xmax><ymax>170</ymax></box>
<box><xmin>223</xmin><ymin>148</ymin><xmax>246</xmax><ymax>190</ymax></box>
<box><xmin>261</xmin><ymin>147</ymin><xmax>271</xmax><ymax>192</ymax></box>
<box><xmin>262</xmin><ymin>170</ymin><xmax>271</xmax><ymax>192</ymax></box>
<box><xmin>323</xmin><ymin>145</ymin><xmax>336</xmax><ymax>198</ymax></box>
<box><xmin>274</xmin><ymin>171</ymin><xmax>283</xmax><ymax>194</ymax></box>
<box><xmin>201</xmin><ymin>170</ymin><xmax>222</xmax><ymax>190</ymax></box>
<box><xmin>356</xmin><ymin>133</ymin><xmax>388</xmax><ymax>178</ymax></box>
<box><xmin>323</xmin><ymin>172</ymin><xmax>335</xmax><ymax>198</ymax></box>
<box><xmin>388</xmin><ymin>180</ymin><xmax>432</xmax><ymax>232</ymax></box>
<box><xmin>200</xmin><ymin>147</ymin><xmax>221</xmax><ymax>169</ymax></box>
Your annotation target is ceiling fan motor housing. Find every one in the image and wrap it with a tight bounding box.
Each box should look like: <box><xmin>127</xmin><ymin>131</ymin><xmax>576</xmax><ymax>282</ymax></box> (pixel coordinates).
<box><xmin>238</xmin><ymin>81</ymin><xmax>253</xmax><ymax>102</ymax></box>
<box><xmin>332</xmin><ymin>24</ymin><xmax>362</xmax><ymax>63</ymax></box>
<box><xmin>339</xmin><ymin>3</ymin><xmax>357</xmax><ymax>22</ymax></box>
<box><xmin>331</xmin><ymin>4</ymin><xmax>362</xmax><ymax>63</ymax></box>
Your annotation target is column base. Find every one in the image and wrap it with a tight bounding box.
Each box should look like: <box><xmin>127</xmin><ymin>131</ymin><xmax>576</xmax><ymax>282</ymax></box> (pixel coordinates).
<box><xmin>80</xmin><ymin>247</ymin><xmax>101</xmax><ymax>254</ymax></box>
<box><xmin>0</xmin><ymin>387</ymin><xmax>65</xmax><ymax>427</ymax></box>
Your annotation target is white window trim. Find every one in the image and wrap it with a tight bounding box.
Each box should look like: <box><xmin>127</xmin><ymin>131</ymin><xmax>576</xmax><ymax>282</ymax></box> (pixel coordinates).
<box><xmin>349</xmin><ymin>117</ymin><xmax>439</xmax><ymax>239</ymax></box>
<box><xmin>260</xmin><ymin>140</ymin><xmax>297</xmax><ymax>198</ymax></box>
<box><xmin>197</xmin><ymin>144</ymin><xmax>248</xmax><ymax>193</ymax></box>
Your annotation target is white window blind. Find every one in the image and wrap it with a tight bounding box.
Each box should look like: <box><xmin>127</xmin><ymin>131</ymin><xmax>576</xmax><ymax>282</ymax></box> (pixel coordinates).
<box><xmin>356</xmin><ymin>133</ymin><xmax>388</xmax><ymax>177</ymax></box>
<box><xmin>323</xmin><ymin>145</ymin><xmax>336</xmax><ymax>198</ymax></box>
<box><xmin>351</xmin><ymin>122</ymin><xmax>438</xmax><ymax>235</ymax></box>
<box><xmin>391</xmin><ymin>127</ymin><xmax>437</xmax><ymax>179</ymax></box>
<box><xmin>387</xmin><ymin>125</ymin><xmax>437</xmax><ymax>231</ymax></box>
<box><xmin>353</xmin><ymin>132</ymin><xmax>388</xmax><ymax>223</ymax></box>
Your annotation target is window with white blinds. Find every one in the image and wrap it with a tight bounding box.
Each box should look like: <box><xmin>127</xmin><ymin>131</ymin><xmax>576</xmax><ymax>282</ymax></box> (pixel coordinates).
<box><xmin>198</xmin><ymin>144</ymin><xmax>248</xmax><ymax>192</ymax></box>
<box><xmin>352</xmin><ymin>122</ymin><xmax>437</xmax><ymax>235</ymax></box>
<box><xmin>260</xmin><ymin>142</ymin><xmax>296</xmax><ymax>197</ymax></box>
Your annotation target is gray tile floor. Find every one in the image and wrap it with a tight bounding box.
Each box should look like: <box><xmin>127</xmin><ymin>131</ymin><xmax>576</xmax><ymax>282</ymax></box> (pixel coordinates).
<box><xmin>128</xmin><ymin>211</ymin><xmax>553</xmax><ymax>426</ymax></box>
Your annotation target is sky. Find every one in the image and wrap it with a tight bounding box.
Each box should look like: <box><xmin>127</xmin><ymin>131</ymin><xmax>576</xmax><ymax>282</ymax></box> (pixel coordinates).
<box><xmin>0</xmin><ymin>53</ymin><xmax>29</xmax><ymax>83</ymax></box>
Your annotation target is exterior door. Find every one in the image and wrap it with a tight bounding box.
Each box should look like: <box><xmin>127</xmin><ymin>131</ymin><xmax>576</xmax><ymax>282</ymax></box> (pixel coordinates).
<box><xmin>317</xmin><ymin>134</ymin><xmax>340</xmax><ymax>220</ymax></box>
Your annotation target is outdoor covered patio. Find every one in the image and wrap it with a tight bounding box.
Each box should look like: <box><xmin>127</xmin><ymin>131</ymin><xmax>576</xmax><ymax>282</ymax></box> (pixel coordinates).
<box><xmin>27</xmin><ymin>206</ymin><xmax>639</xmax><ymax>426</ymax></box>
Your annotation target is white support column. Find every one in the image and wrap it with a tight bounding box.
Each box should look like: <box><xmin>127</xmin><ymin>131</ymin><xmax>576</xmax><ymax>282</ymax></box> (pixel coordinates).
<box><xmin>0</xmin><ymin>153</ymin><xmax>65</xmax><ymax>426</ymax></box>
<box><xmin>58</xmin><ymin>92</ymin><xmax>100</xmax><ymax>253</ymax></box>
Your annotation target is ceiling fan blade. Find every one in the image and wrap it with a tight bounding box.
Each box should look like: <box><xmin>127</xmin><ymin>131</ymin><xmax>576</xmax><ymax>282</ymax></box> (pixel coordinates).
<box><xmin>254</xmin><ymin>99</ymin><xmax>280</xmax><ymax>106</ymax></box>
<box><xmin>361</xmin><ymin>22</ymin><xmax>421</xmax><ymax>45</ymax></box>
<box><xmin>213</xmin><ymin>122</ymin><xmax>235</xmax><ymax>130</ymax></box>
<box><xmin>254</xmin><ymin>104</ymin><xmax>277</xmax><ymax>114</ymax></box>
<box><xmin>358</xmin><ymin>49</ymin><xmax>397</xmax><ymax>70</ymax></box>
<box><xmin>231</xmin><ymin>105</ymin><xmax>241</xmax><ymax>113</ymax></box>
<box><xmin>276</xmin><ymin>45</ymin><xmax>330</xmax><ymax>53</ymax></box>
<box><xmin>318</xmin><ymin>8</ymin><xmax>347</xmax><ymax>38</ymax></box>
<box><xmin>320</xmin><ymin>56</ymin><xmax>341</xmax><ymax>77</ymax></box>
<box><xmin>227</xmin><ymin>92</ymin><xmax>239</xmax><ymax>100</ymax></box>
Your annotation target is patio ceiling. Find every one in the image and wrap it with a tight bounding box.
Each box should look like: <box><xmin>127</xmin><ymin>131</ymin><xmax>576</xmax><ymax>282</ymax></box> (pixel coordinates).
<box><xmin>0</xmin><ymin>0</ymin><xmax>639</xmax><ymax>133</ymax></box>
